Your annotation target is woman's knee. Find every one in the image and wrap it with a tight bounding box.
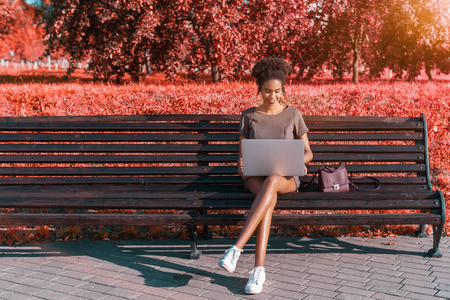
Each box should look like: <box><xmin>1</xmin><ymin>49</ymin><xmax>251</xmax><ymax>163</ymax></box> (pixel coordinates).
<box><xmin>264</xmin><ymin>175</ymin><xmax>284</xmax><ymax>188</ymax></box>
<box><xmin>264</xmin><ymin>175</ymin><xmax>296</xmax><ymax>194</ymax></box>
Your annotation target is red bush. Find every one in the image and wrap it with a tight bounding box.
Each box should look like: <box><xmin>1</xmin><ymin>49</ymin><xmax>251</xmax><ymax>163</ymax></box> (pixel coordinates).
<box><xmin>0</xmin><ymin>79</ymin><xmax>448</xmax><ymax>239</ymax></box>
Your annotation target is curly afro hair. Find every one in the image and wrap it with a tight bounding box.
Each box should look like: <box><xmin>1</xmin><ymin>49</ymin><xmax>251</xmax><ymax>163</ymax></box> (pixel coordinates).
<box><xmin>251</xmin><ymin>57</ymin><xmax>292</xmax><ymax>93</ymax></box>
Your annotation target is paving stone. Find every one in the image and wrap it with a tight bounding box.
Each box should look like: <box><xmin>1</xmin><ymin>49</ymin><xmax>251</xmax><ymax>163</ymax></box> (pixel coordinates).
<box><xmin>369</xmin><ymin>283</ymin><xmax>409</xmax><ymax>297</ymax></box>
<box><xmin>72</xmin><ymin>288</ymin><xmax>109</xmax><ymax>300</ymax></box>
<box><xmin>401</xmin><ymin>278</ymin><xmax>438</xmax><ymax>289</ymax></box>
<box><xmin>304</xmin><ymin>267</ymin><xmax>339</xmax><ymax>278</ymax></box>
<box><xmin>302</xmin><ymin>286</ymin><xmax>339</xmax><ymax>298</ymax></box>
<box><xmin>59</xmin><ymin>270</ymin><xmax>95</xmax><ymax>281</ymax></box>
<box><xmin>337</xmin><ymin>262</ymin><xmax>371</xmax><ymax>272</ymax></box>
<box><xmin>77</xmin><ymin>282</ymin><xmax>114</xmax><ymax>293</ymax></box>
<box><xmin>269</xmin><ymin>288</ymin><xmax>308</xmax><ymax>299</ymax></box>
<box><xmin>405</xmin><ymin>292</ymin><xmax>446</xmax><ymax>300</ymax></box>
<box><xmin>336</xmin><ymin>285</ymin><xmax>376</xmax><ymax>297</ymax></box>
<box><xmin>368</xmin><ymin>273</ymin><xmax>404</xmax><ymax>284</ymax></box>
<box><xmin>338</xmin><ymin>266</ymin><xmax>371</xmax><ymax>278</ymax></box>
<box><xmin>171</xmin><ymin>285</ymin><xmax>209</xmax><ymax>297</ymax></box>
<box><xmin>85</xmin><ymin>275</ymin><xmax>120</xmax><ymax>286</ymax></box>
<box><xmin>51</xmin><ymin>276</ymin><xmax>87</xmax><ymax>287</ymax></box>
<box><xmin>371</xmin><ymin>292</ymin><xmax>409</xmax><ymax>300</ymax></box>
<box><xmin>34</xmin><ymin>289</ymin><xmax>72</xmax><ymax>300</ymax></box>
<box><xmin>274</xmin><ymin>281</ymin><xmax>308</xmax><ymax>293</ymax></box>
<box><xmin>400</xmin><ymin>284</ymin><xmax>439</xmax><ymax>296</ymax></box>
<box><xmin>135</xmin><ymin>294</ymin><xmax>166</xmax><ymax>300</ymax></box>
<box><xmin>304</xmin><ymin>274</ymin><xmax>340</xmax><ymax>285</ymax></box>
<box><xmin>7</xmin><ymin>284</ymin><xmax>41</xmax><ymax>295</ymax></box>
<box><xmin>306</xmin><ymin>280</ymin><xmax>341</xmax><ymax>291</ymax></box>
<box><xmin>435</xmin><ymin>290</ymin><xmax>450</xmax><ymax>298</ymax></box>
<box><xmin>59</xmin><ymin>296</ymin><xmax>88</xmax><ymax>300</ymax></box>
<box><xmin>400</xmin><ymin>271</ymin><xmax>437</xmax><ymax>282</ymax></box>
<box><xmin>366</xmin><ymin>261</ymin><xmax>401</xmax><ymax>271</ymax></box>
<box><xmin>398</xmin><ymin>266</ymin><xmax>432</xmax><ymax>276</ymax></box>
<box><xmin>272</xmin><ymin>268</ymin><xmax>310</xmax><ymax>279</ymax></box>
<box><xmin>429</xmin><ymin>265</ymin><xmax>450</xmax><ymax>274</ymax></box>
<box><xmin>103</xmin><ymin>287</ymin><xmax>143</xmax><ymax>299</ymax></box>
<box><xmin>0</xmin><ymin>291</ymin><xmax>38</xmax><ymax>300</ymax></box>
<box><xmin>399</xmin><ymin>260</ymin><xmax>432</xmax><ymax>270</ymax></box>
<box><xmin>369</xmin><ymin>266</ymin><xmax>403</xmax><ymax>277</ymax></box>
<box><xmin>435</xmin><ymin>283</ymin><xmax>450</xmax><ymax>292</ymax></box>
<box><xmin>337</xmin><ymin>279</ymin><xmax>373</xmax><ymax>289</ymax></box>
<box><xmin>303</xmin><ymin>295</ymin><xmax>334</xmax><ymax>300</ymax></box>
<box><xmin>335</xmin><ymin>293</ymin><xmax>370</xmax><ymax>299</ymax></box>
<box><xmin>139</xmin><ymin>284</ymin><xmax>178</xmax><ymax>298</ymax></box>
<box><xmin>334</xmin><ymin>272</ymin><xmax>371</xmax><ymax>283</ymax></box>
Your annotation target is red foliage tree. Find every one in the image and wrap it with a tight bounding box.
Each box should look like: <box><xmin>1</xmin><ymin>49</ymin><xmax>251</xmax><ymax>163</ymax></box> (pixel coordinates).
<box><xmin>40</xmin><ymin>0</ymin><xmax>450</xmax><ymax>82</ymax></box>
<box><xmin>0</xmin><ymin>1</ymin><xmax>45</xmax><ymax>62</ymax></box>
<box><xmin>244</xmin><ymin>0</ymin><xmax>309</xmax><ymax>74</ymax></box>
<box><xmin>43</xmin><ymin>0</ymin><xmax>159</xmax><ymax>82</ymax></box>
<box><xmin>374</xmin><ymin>0</ymin><xmax>450</xmax><ymax>80</ymax></box>
<box><xmin>152</xmin><ymin>0</ymin><xmax>251</xmax><ymax>82</ymax></box>
<box><xmin>0</xmin><ymin>0</ymin><xmax>16</xmax><ymax>54</ymax></box>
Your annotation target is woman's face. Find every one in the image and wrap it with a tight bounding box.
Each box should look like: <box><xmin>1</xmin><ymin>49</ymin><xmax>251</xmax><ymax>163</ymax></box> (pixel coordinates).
<box><xmin>260</xmin><ymin>79</ymin><xmax>283</xmax><ymax>105</ymax></box>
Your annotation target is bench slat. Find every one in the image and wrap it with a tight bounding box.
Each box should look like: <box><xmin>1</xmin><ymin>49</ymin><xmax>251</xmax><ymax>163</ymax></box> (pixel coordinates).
<box><xmin>0</xmin><ymin>213</ymin><xmax>440</xmax><ymax>226</ymax></box>
<box><xmin>0</xmin><ymin>154</ymin><xmax>238</xmax><ymax>163</ymax></box>
<box><xmin>0</xmin><ymin>189</ymin><xmax>438</xmax><ymax>200</ymax></box>
<box><xmin>0</xmin><ymin>132</ymin><xmax>423</xmax><ymax>142</ymax></box>
<box><xmin>0</xmin><ymin>196</ymin><xmax>439</xmax><ymax>210</ymax></box>
<box><xmin>0</xmin><ymin>144</ymin><xmax>424</xmax><ymax>153</ymax></box>
<box><xmin>0</xmin><ymin>122</ymin><xmax>422</xmax><ymax>131</ymax></box>
<box><xmin>0</xmin><ymin>114</ymin><xmax>242</xmax><ymax>123</ymax></box>
<box><xmin>0</xmin><ymin>153</ymin><xmax>424</xmax><ymax>163</ymax></box>
<box><xmin>0</xmin><ymin>176</ymin><xmax>426</xmax><ymax>186</ymax></box>
<box><xmin>0</xmin><ymin>114</ymin><xmax>422</xmax><ymax>123</ymax></box>
<box><xmin>0</xmin><ymin>133</ymin><xmax>239</xmax><ymax>142</ymax></box>
<box><xmin>0</xmin><ymin>164</ymin><xmax>426</xmax><ymax>176</ymax></box>
<box><xmin>308</xmin><ymin>132</ymin><xmax>423</xmax><ymax>141</ymax></box>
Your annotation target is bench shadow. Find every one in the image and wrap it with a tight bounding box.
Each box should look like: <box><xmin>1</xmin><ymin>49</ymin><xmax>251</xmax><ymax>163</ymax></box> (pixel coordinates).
<box><xmin>0</xmin><ymin>236</ymin><xmax>429</xmax><ymax>294</ymax></box>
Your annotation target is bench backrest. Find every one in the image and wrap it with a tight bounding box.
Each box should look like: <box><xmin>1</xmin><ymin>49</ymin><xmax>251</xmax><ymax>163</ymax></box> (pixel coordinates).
<box><xmin>0</xmin><ymin>114</ymin><xmax>431</xmax><ymax>192</ymax></box>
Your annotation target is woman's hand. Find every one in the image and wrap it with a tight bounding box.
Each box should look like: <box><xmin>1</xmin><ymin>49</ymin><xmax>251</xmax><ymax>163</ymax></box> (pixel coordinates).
<box><xmin>238</xmin><ymin>164</ymin><xmax>244</xmax><ymax>177</ymax></box>
<box><xmin>304</xmin><ymin>165</ymin><xmax>308</xmax><ymax>175</ymax></box>
<box><xmin>238</xmin><ymin>157</ymin><xmax>248</xmax><ymax>179</ymax></box>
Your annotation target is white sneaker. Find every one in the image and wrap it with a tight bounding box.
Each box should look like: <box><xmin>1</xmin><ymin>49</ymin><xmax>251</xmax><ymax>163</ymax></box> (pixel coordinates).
<box><xmin>245</xmin><ymin>266</ymin><xmax>266</xmax><ymax>294</ymax></box>
<box><xmin>218</xmin><ymin>246</ymin><xmax>242</xmax><ymax>273</ymax></box>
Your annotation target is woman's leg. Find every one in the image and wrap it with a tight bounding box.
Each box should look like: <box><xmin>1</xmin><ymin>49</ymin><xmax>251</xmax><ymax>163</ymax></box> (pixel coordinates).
<box><xmin>235</xmin><ymin>175</ymin><xmax>296</xmax><ymax>250</ymax></box>
<box><xmin>254</xmin><ymin>194</ymin><xmax>277</xmax><ymax>267</ymax></box>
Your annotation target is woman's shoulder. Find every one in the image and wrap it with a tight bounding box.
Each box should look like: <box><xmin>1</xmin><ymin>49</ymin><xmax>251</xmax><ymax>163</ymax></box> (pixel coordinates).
<box><xmin>241</xmin><ymin>107</ymin><xmax>257</xmax><ymax>116</ymax></box>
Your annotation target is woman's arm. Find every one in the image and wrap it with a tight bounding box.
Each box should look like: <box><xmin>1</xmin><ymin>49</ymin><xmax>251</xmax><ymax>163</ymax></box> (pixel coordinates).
<box><xmin>300</xmin><ymin>133</ymin><xmax>313</xmax><ymax>174</ymax></box>
<box><xmin>238</xmin><ymin>135</ymin><xmax>247</xmax><ymax>178</ymax></box>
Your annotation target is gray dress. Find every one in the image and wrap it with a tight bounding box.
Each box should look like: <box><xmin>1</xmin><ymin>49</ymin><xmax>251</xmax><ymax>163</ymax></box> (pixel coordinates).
<box><xmin>239</xmin><ymin>106</ymin><xmax>309</xmax><ymax>189</ymax></box>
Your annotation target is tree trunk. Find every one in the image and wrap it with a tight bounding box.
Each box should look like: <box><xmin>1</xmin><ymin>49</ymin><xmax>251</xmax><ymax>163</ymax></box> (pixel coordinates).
<box><xmin>145</xmin><ymin>50</ymin><xmax>153</xmax><ymax>76</ymax></box>
<box><xmin>211</xmin><ymin>65</ymin><xmax>220</xmax><ymax>83</ymax></box>
<box><xmin>352</xmin><ymin>49</ymin><xmax>360</xmax><ymax>83</ymax></box>
<box><xmin>425</xmin><ymin>63</ymin><xmax>433</xmax><ymax>81</ymax></box>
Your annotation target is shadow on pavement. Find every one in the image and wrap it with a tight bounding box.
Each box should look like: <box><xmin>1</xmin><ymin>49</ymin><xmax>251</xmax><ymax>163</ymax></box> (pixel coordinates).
<box><xmin>0</xmin><ymin>236</ymin><xmax>429</xmax><ymax>294</ymax></box>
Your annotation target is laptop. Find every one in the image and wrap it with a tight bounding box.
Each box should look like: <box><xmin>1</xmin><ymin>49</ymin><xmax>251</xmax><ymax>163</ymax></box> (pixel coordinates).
<box><xmin>241</xmin><ymin>139</ymin><xmax>305</xmax><ymax>177</ymax></box>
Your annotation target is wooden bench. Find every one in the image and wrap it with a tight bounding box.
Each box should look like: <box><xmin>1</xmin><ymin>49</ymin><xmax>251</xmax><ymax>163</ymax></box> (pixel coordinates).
<box><xmin>0</xmin><ymin>114</ymin><xmax>445</xmax><ymax>259</ymax></box>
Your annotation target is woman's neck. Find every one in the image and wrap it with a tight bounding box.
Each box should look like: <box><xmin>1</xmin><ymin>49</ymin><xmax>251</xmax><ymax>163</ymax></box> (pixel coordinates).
<box><xmin>257</xmin><ymin>103</ymin><xmax>286</xmax><ymax>115</ymax></box>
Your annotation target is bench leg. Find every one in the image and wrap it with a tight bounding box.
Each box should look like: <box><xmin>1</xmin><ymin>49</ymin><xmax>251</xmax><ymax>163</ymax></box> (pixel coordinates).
<box><xmin>428</xmin><ymin>223</ymin><xmax>444</xmax><ymax>258</ymax></box>
<box><xmin>417</xmin><ymin>224</ymin><xmax>429</xmax><ymax>237</ymax></box>
<box><xmin>187</xmin><ymin>225</ymin><xmax>202</xmax><ymax>259</ymax></box>
<box><xmin>199</xmin><ymin>210</ymin><xmax>212</xmax><ymax>240</ymax></box>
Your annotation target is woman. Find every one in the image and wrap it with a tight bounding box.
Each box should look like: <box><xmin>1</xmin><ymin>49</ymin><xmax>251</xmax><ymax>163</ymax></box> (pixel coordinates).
<box><xmin>218</xmin><ymin>57</ymin><xmax>313</xmax><ymax>295</ymax></box>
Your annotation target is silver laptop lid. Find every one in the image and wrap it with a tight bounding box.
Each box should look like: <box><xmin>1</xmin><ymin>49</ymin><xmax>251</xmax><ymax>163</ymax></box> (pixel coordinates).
<box><xmin>242</xmin><ymin>139</ymin><xmax>305</xmax><ymax>177</ymax></box>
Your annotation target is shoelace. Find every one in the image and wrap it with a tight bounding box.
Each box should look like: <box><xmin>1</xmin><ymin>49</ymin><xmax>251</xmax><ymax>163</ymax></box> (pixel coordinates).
<box><xmin>248</xmin><ymin>268</ymin><xmax>263</xmax><ymax>284</ymax></box>
<box><xmin>224</xmin><ymin>248</ymin><xmax>241</xmax><ymax>260</ymax></box>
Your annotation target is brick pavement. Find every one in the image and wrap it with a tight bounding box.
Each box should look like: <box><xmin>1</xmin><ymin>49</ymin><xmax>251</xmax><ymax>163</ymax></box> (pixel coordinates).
<box><xmin>0</xmin><ymin>234</ymin><xmax>448</xmax><ymax>299</ymax></box>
